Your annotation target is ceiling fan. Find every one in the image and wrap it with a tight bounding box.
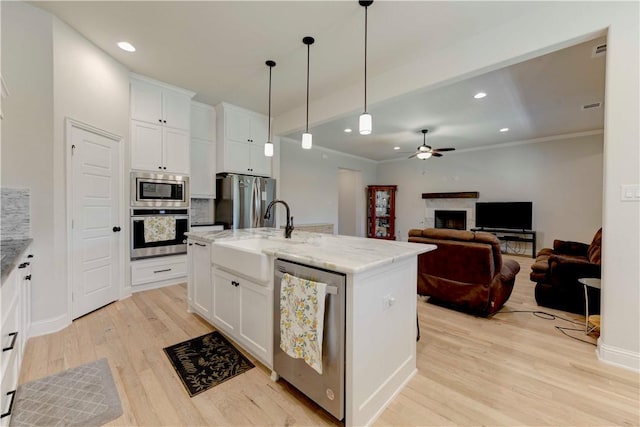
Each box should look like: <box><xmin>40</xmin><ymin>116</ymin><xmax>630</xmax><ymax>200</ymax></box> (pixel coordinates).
<box><xmin>408</xmin><ymin>129</ymin><xmax>455</xmax><ymax>159</ymax></box>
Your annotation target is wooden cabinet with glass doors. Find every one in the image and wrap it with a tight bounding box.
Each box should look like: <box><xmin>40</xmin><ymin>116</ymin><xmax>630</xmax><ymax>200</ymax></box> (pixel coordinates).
<box><xmin>367</xmin><ymin>185</ymin><xmax>397</xmax><ymax>240</ymax></box>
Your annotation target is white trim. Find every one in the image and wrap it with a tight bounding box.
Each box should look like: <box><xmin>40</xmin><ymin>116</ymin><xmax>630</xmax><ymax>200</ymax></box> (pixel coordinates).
<box><xmin>280</xmin><ymin>136</ymin><xmax>378</xmax><ymax>164</ymax></box>
<box><xmin>597</xmin><ymin>342</ymin><xmax>640</xmax><ymax>372</ymax></box>
<box><xmin>377</xmin><ymin>129</ymin><xmax>605</xmax><ymax>164</ymax></box>
<box><xmin>65</xmin><ymin>118</ymin><xmax>125</xmax><ymax>325</ymax></box>
<box><xmin>28</xmin><ymin>312</ymin><xmax>70</xmax><ymax>338</ymax></box>
<box><xmin>130</xmin><ymin>72</ymin><xmax>196</xmax><ymax>98</ymax></box>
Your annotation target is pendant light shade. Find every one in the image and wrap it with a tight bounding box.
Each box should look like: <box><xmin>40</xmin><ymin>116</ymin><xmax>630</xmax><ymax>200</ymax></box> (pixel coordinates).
<box><xmin>359</xmin><ymin>0</ymin><xmax>373</xmax><ymax>135</ymax></box>
<box><xmin>264</xmin><ymin>60</ymin><xmax>276</xmax><ymax>157</ymax></box>
<box><xmin>359</xmin><ymin>113</ymin><xmax>372</xmax><ymax>135</ymax></box>
<box><xmin>302</xmin><ymin>36</ymin><xmax>315</xmax><ymax>150</ymax></box>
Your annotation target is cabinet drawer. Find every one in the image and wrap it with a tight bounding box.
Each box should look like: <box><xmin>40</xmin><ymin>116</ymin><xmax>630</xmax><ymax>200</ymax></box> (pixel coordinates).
<box><xmin>131</xmin><ymin>255</ymin><xmax>187</xmax><ymax>286</ymax></box>
<box><xmin>0</xmin><ymin>348</ymin><xmax>18</xmax><ymax>427</ymax></box>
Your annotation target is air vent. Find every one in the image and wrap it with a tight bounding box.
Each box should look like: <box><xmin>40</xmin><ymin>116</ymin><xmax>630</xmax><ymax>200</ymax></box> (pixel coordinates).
<box><xmin>582</xmin><ymin>102</ymin><xmax>602</xmax><ymax>110</ymax></box>
<box><xmin>592</xmin><ymin>43</ymin><xmax>607</xmax><ymax>58</ymax></box>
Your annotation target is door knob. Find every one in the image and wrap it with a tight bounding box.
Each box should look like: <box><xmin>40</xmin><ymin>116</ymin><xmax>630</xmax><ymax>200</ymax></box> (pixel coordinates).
<box><xmin>112</xmin><ymin>226</ymin><xmax>121</xmax><ymax>232</ymax></box>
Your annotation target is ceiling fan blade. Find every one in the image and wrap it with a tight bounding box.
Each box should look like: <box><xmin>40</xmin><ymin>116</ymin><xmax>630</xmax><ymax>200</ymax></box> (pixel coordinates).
<box><xmin>408</xmin><ymin>153</ymin><xmax>418</xmax><ymax>159</ymax></box>
<box><xmin>432</xmin><ymin>152</ymin><xmax>443</xmax><ymax>157</ymax></box>
<box><xmin>433</xmin><ymin>147</ymin><xmax>455</xmax><ymax>152</ymax></box>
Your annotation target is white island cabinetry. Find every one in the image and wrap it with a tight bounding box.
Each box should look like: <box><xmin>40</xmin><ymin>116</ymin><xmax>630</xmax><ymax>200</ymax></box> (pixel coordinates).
<box><xmin>185</xmin><ymin>228</ymin><xmax>433</xmax><ymax>427</ymax></box>
<box><xmin>187</xmin><ymin>240</ymin><xmax>212</xmax><ymax>319</ymax></box>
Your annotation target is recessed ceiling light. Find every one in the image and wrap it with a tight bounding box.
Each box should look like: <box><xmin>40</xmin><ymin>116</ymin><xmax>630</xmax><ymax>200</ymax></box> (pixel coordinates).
<box><xmin>117</xmin><ymin>41</ymin><xmax>136</xmax><ymax>52</ymax></box>
<box><xmin>344</xmin><ymin>128</ymin><xmax>352</xmax><ymax>133</ymax></box>
<box><xmin>474</xmin><ymin>92</ymin><xmax>487</xmax><ymax>99</ymax></box>
<box><xmin>393</xmin><ymin>146</ymin><xmax>400</xmax><ymax>150</ymax></box>
<box><xmin>499</xmin><ymin>127</ymin><xmax>509</xmax><ymax>132</ymax></box>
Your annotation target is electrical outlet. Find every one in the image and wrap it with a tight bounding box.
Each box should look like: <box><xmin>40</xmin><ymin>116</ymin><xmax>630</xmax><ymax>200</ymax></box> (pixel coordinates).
<box><xmin>621</xmin><ymin>184</ymin><xmax>640</xmax><ymax>201</ymax></box>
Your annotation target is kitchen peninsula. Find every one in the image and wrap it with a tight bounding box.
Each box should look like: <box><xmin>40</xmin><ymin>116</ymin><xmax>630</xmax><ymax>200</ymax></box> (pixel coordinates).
<box><xmin>186</xmin><ymin>228</ymin><xmax>435</xmax><ymax>427</ymax></box>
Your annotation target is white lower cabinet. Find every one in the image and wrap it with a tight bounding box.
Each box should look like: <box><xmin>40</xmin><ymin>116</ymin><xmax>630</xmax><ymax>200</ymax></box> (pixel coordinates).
<box><xmin>210</xmin><ymin>267</ymin><xmax>273</xmax><ymax>368</ymax></box>
<box><xmin>188</xmin><ymin>241</ymin><xmax>212</xmax><ymax>319</ymax></box>
<box><xmin>212</xmin><ymin>268</ymin><xmax>238</xmax><ymax>335</ymax></box>
<box><xmin>131</xmin><ymin>254</ymin><xmax>187</xmax><ymax>289</ymax></box>
<box><xmin>0</xmin><ymin>247</ymin><xmax>33</xmax><ymax>426</ymax></box>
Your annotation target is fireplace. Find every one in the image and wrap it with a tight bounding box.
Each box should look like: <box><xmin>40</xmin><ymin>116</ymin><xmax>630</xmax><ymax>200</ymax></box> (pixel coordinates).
<box><xmin>435</xmin><ymin>210</ymin><xmax>467</xmax><ymax>230</ymax></box>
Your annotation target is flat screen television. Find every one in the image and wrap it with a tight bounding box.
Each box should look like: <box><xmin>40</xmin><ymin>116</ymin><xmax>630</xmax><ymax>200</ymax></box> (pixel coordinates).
<box><xmin>475</xmin><ymin>202</ymin><xmax>533</xmax><ymax>230</ymax></box>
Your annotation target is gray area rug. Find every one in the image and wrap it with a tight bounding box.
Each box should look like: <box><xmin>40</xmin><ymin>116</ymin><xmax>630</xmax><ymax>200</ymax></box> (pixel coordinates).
<box><xmin>9</xmin><ymin>358</ymin><xmax>122</xmax><ymax>427</ymax></box>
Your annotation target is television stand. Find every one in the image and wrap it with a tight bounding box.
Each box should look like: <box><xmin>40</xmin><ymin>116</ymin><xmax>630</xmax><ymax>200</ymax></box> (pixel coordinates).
<box><xmin>471</xmin><ymin>228</ymin><xmax>536</xmax><ymax>258</ymax></box>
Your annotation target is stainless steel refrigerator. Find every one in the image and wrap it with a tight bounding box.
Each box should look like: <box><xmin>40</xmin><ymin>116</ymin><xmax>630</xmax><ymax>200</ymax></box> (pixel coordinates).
<box><xmin>215</xmin><ymin>174</ymin><xmax>276</xmax><ymax>229</ymax></box>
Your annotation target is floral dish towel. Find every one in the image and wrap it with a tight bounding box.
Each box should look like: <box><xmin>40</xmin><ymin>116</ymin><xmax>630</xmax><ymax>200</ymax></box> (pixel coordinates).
<box><xmin>279</xmin><ymin>273</ymin><xmax>327</xmax><ymax>374</ymax></box>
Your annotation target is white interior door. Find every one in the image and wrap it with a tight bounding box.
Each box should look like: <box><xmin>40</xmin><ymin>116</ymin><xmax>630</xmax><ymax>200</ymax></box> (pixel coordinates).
<box><xmin>71</xmin><ymin>125</ymin><xmax>121</xmax><ymax>319</ymax></box>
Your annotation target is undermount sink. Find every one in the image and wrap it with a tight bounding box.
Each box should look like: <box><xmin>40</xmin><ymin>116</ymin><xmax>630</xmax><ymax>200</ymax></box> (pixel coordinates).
<box><xmin>212</xmin><ymin>238</ymin><xmax>291</xmax><ymax>283</ymax></box>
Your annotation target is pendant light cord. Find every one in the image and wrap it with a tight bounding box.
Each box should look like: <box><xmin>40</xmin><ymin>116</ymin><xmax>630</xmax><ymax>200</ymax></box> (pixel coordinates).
<box><xmin>364</xmin><ymin>4</ymin><xmax>368</xmax><ymax>113</ymax></box>
<box><xmin>268</xmin><ymin>65</ymin><xmax>272</xmax><ymax>141</ymax></box>
<box><xmin>306</xmin><ymin>42</ymin><xmax>310</xmax><ymax>133</ymax></box>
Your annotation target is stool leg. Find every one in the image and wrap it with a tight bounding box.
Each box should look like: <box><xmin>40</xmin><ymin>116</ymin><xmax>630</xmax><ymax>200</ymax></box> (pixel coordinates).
<box><xmin>416</xmin><ymin>316</ymin><xmax>420</xmax><ymax>341</ymax></box>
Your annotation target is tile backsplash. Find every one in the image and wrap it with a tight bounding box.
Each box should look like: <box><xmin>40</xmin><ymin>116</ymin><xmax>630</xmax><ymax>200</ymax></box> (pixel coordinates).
<box><xmin>191</xmin><ymin>198</ymin><xmax>214</xmax><ymax>225</ymax></box>
<box><xmin>1</xmin><ymin>187</ymin><xmax>31</xmax><ymax>240</ymax></box>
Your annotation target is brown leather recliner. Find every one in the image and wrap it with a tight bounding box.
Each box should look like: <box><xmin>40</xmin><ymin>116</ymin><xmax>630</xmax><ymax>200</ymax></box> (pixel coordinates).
<box><xmin>408</xmin><ymin>228</ymin><xmax>521</xmax><ymax>316</ymax></box>
<box><xmin>530</xmin><ymin>228</ymin><xmax>601</xmax><ymax>315</ymax></box>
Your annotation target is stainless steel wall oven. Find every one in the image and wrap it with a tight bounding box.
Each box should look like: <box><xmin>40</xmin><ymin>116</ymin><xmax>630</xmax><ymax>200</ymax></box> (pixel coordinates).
<box><xmin>131</xmin><ymin>172</ymin><xmax>189</xmax><ymax>208</ymax></box>
<box><xmin>130</xmin><ymin>208</ymin><xmax>189</xmax><ymax>259</ymax></box>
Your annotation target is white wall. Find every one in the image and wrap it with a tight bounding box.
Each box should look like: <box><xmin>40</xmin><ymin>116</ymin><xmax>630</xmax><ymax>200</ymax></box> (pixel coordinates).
<box><xmin>280</xmin><ymin>137</ymin><xmax>376</xmax><ymax>236</ymax></box>
<box><xmin>1</xmin><ymin>2</ymin><xmax>55</xmax><ymax>324</ymax></box>
<box><xmin>377</xmin><ymin>133</ymin><xmax>604</xmax><ymax>247</ymax></box>
<box><xmin>338</xmin><ymin>169</ymin><xmax>361</xmax><ymax>236</ymax></box>
<box><xmin>2</xmin><ymin>2</ymin><xmax>130</xmax><ymax>333</ymax></box>
<box><xmin>51</xmin><ymin>17</ymin><xmax>130</xmax><ymax>326</ymax></box>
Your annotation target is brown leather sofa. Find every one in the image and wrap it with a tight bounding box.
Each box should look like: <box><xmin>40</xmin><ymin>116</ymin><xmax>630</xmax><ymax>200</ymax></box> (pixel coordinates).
<box><xmin>408</xmin><ymin>228</ymin><xmax>521</xmax><ymax>316</ymax></box>
<box><xmin>530</xmin><ymin>228</ymin><xmax>601</xmax><ymax>315</ymax></box>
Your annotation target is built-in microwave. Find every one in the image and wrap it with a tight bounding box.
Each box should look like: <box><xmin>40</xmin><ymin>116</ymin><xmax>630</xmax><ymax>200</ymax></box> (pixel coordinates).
<box><xmin>131</xmin><ymin>172</ymin><xmax>189</xmax><ymax>208</ymax></box>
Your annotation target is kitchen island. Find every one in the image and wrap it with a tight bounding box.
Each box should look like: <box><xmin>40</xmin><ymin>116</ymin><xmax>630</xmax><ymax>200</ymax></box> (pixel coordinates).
<box><xmin>185</xmin><ymin>228</ymin><xmax>435</xmax><ymax>427</ymax></box>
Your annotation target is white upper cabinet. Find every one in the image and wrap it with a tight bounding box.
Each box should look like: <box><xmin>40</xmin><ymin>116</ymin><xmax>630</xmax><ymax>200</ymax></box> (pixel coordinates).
<box><xmin>129</xmin><ymin>74</ymin><xmax>194</xmax><ymax>174</ymax></box>
<box><xmin>130</xmin><ymin>75</ymin><xmax>193</xmax><ymax>130</ymax></box>
<box><xmin>216</xmin><ymin>102</ymin><xmax>271</xmax><ymax>177</ymax></box>
<box><xmin>190</xmin><ymin>102</ymin><xmax>217</xmax><ymax>198</ymax></box>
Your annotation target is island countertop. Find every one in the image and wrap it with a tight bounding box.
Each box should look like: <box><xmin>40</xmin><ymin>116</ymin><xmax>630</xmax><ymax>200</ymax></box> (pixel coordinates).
<box><xmin>186</xmin><ymin>228</ymin><xmax>435</xmax><ymax>274</ymax></box>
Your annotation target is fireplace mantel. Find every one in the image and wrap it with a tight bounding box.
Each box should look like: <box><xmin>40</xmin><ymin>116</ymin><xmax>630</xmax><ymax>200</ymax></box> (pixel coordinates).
<box><xmin>422</xmin><ymin>191</ymin><xmax>479</xmax><ymax>199</ymax></box>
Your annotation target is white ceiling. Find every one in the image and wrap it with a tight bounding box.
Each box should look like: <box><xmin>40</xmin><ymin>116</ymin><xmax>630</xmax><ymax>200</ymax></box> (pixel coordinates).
<box><xmin>33</xmin><ymin>1</ymin><xmax>605</xmax><ymax>161</ymax></box>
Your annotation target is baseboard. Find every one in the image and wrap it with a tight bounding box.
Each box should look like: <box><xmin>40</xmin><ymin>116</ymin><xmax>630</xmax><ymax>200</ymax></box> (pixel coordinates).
<box><xmin>28</xmin><ymin>312</ymin><xmax>70</xmax><ymax>338</ymax></box>
<box><xmin>597</xmin><ymin>341</ymin><xmax>640</xmax><ymax>372</ymax></box>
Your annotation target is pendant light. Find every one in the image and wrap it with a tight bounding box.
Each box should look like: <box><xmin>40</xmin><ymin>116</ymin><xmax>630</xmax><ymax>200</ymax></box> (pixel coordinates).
<box><xmin>359</xmin><ymin>0</ymin><xmax>373</xmax><ymax>135</ymax></box>
<box><xmin>264</xmin><ymin>60</ymin><xmax>276</xmax><ymax>157</ymax></box>
<box><xmin>302</xmin><ymin>36</ymin><xmax>315</xmax><ymax>149</ymax></box>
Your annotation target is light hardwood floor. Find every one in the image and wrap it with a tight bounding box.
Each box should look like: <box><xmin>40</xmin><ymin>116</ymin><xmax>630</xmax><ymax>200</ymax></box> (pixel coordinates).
<box><xmin>19</xmin><ymin>255</ymin><xmax>639</xmax><ymax>426</ymax></box>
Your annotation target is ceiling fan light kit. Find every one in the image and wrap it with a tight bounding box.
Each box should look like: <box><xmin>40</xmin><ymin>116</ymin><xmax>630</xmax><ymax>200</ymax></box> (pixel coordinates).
<box><xmin>409</xmin><ymin>129</ymin><xmax>455</xmax><ymax>160</ymax></box>
<box><xmin>264</xmin><ymin>60</ymin><xmax>276</xmax><ymax>157</ymax></box>
<box><xmin>302</xmin><ymin>36</ymin><xmax>315</xmax><ymax>150</ymax></box>
<box><xmin>359</xmin><ymin>0</ymin><xmax>373</xmax><ymax>135</ymax></box>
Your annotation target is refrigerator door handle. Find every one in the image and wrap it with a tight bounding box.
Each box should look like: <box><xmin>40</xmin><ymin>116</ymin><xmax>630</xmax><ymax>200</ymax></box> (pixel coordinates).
<box><xmin>252</xmin><ymin>177</ymin><xmax>261</xmax><ymax>228</ymax></box>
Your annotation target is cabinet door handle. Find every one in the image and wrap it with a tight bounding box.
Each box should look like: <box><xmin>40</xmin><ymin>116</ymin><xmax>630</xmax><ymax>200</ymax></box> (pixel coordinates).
<box><xmin>163</xmin><ymin>167</ymin><xmax>167</xmax><ymax>170</ymax></box>
<box><xmin>158</xmin><ymin>119</ymin><xmax>162</xmax><ymax>123</ymax></box>
<box><xmin>195</xmin><ymin>242</ymin><xmax>206</xmax><ymax>247</ymax></box>
<box><xmin>163</xmin><ymin>120</ymin><xmax>167</xmax><ymax>124</ymax></box>
<box><xmin>231</xmin><ymin>280</ymin><xmax>239</xmax><ymax>287</ymax></box>
<box><xmin>2</xmin><ymin>332</ymin><xmax>18</xmax><ymax>352</ymax></box>
<box><xmin>24</xmin><ymin>275</ymin><xmax>31</xmax><ymax>281</ymax></box>
<box><xmin>27</xmin><ymin>254</ymin><xmax>34</xmax><ymax>258</ymax></box>
<box><xmin>112</xmin><ymin>226</ymin><xmax>121</xmax><ymax>232</ymax></box>
<box><xmin>158</xmin><ymin>166</ymin><xmax>162</xmax><ymax>170</ymax></box>
<box><xmin>153</xmin><ymin>268</ymin><xmax>172</xmax><ymax>274</ymax></box>
<box><xmin>18</xmin><ymin>263</ymin><xmax>27</xmax><ymax>269</ymax></box>
<box><xmin>0</xmin><ymin>390</ymin><xmax>16</xmax><ymax>419</ymax></box>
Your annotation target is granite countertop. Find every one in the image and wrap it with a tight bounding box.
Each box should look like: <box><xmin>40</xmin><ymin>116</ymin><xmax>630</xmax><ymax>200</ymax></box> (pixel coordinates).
<box><xmin>186</xmin><ymin>228</ymin><xmax>435</xmax><ymax>274</ymax></box>
<box><xmin>1</xmin><ymin>238</ymin><xmax>33</xmax><ymax>285</ymax></box>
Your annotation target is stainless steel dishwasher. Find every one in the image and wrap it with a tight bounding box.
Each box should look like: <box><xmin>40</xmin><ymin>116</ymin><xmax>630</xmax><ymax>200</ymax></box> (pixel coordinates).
<box><xmin>273</xmin><ymin>258</ymin><xmax>346</xmax><ymax>421</ymax></box>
